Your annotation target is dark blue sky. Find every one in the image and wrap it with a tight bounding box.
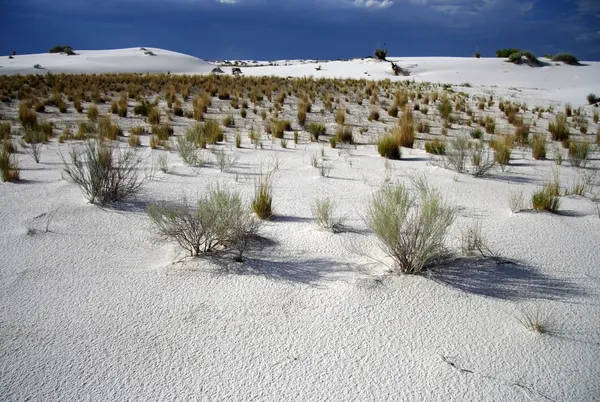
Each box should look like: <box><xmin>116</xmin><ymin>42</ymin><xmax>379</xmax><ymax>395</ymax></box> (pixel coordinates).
<box><xmin>1</xmin><ymin>0</ymin><xmax>599</xmax><ymax>61</ymax></box>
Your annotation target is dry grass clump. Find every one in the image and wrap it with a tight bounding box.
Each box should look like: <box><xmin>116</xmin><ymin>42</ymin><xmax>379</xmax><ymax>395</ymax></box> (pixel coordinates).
<box><xmin>369</xmin><ymin>108</ymin><xmax>380</xmax><ymax>121</ymax></box>
<box><xmin>335</xmin><ymin>108</ymin><xmax>345</xmax><ymax>125</ymax></box>
<box><xmin>1</xmin><ymin>146</ymin><xmax>20</xmax><ymax>182</ymax></box>
<box><xmin>532</xmin><ymin>185</ymin><xmax>560</xmax><ymax>213</ymax></box>
<box><xmin>19</xmin><ymin>103</ymin><xmax>38</xmax><ymax>128</ymax></box>
<box><xmin>153</xmin><ymin>123</ymin><xmax>174</xmax><ymax>141</ymax></box>
<box><xmin>336</xmin><ymin>125</ymin><xmax>353</xmax><ymax>144</ymax></box>
<box><xmin>378</xmin><ymin>135</ymin><xmax>401</xmax><ymax>160</ymax></box>
<box><xmin>548</xmin><ymin>114</ymin><xmax>569</xmax><ymax>142</ymax></box>
<box><xmin>98</xmin><ymin>117</ymin><xmax>122</xmax><ymax>141</ymax></box>
<box><xmin>312</xmin><ymin>197</ymin><xmax>345</xmax><ymax>232</ymax></box>
<box><xmin>485</xmin><ymin>116</ymin><xmax>496</xmax><ymax>134</ymax></box>
<box><xmin>148</xmin><ymin>107</ymin><xmax>160</xmax><ymax>125</ymax></box>
<box><xmin>0</xmin><ymin>122</ymin><xmax>11</xmax><ymax>140</ymax></box>
<box><xmin>492</xmin><ymin>135</ymin><xmax>513</xmax><ymax>167</ymax></box>
<box><xmin>87</xmin><ymin>104</ymin><xmax>99</xmax><ymax>122</ymax></box>
<box><xmin>269</xmin><ymin>119</ymin><xmax>291</xmax><ymax>139</ymax></box>
<box><xmin>391</xmin><ymin>107</ymin><xmax>415</xmax><ymax>148</ymax></box>
<box><xmin>531</xmin><ymin>134</ymin><xmax>547</xmax><ymax>159</ymax></box>
<box><xmin>252</xmin><ymin>170</ymin><xmax>274</xmax><ymax>219</ymax></box>
<box><xmin>425</xmin><ymin>138</ymin><xmax>446</xmax><ymax>155</ymax></box>
<box><xmin>568</xmin><ymin>141</ymin><xmax>590</xmax><ymax>168</ymax></box>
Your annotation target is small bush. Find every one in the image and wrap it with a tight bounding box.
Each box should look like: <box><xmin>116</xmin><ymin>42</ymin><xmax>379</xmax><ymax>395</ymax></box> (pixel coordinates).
<box><xmin>378</xmin><ymin>135</ymin><xmax>401</xmax><ymax>160</ymax></box>
<box><xmin>445</xmin><ymin>136</ymin><xmax>471</xmax><ymax>173</ymax></box>
<box><xmin>204</xmin><ymin>120</ymin><xmax>223</xmax><ymax>144</ymax></box>
<box><xmin>73</xmin><ymin>100</ymin><xmax>83</xmax><ymax>113</ymax></box>
<box><xmin>297</xmin><ymin>109</ymin><xmax>307</xmax><ymax>126</ymax></box>
<box><xmin>367</xmin><ymin>180</ymin><xmax>455</xmax><ymax>274</ymax></box>
<box><xmin>98</xmin><ymin>117</ymin><xmax>122</xmax><ymax>141</ymax></box>
<box><xmin>312</xmin><ymin>197</ymin><xmax>344</xmax><ymax>232</ymax></box>
<box><xmin>223</xmin><ymin>115</ymin><xmax>234</xmax><ymax>128</ymax></box>
<box><xmin>471</xmin><ymin>127</ymin><xmax>483</xmax><ymax>139</ymax></box>
<box><xmin>335</xmin><ymin>108</ymin><xmax>345</xmax><ymax>125</ymax></box>
<box><xmin>49</xmin><ymin>45</ymin><xmax>75</xmax><ymax>55</ymax></box>
<box><xmin>374</xmin><ymin>48</ymin><xmax>388</xmax><ymax>60</ymax></box>
<box><xmin>425</xmin><ymin>138</ymin><xmax>446</xmax><ymax>155</ymax></box>
<box><xmin>548</xmin><ymin>114</ymin><xmax>569</xmax><ymax>142</ymax></box>
<box><xmin>21</xmin><ymin>127</ymin><xmax>46</xmax><ymax>163</ymax></box>
<box><xmin>587</xmin><ymin>93</ymin><xmax>599</xmax><ymax>105</ymax></box>
<box><xmin>62</xmin><ymin>141</ymin><xmax>145</xmax><ymax>205</ymax></box>
<box><xmin>485</xmin><ymin>116</ymin><xmax>496</xmax><ymax>134</ymax></box>
<box><xmin>148</xmin><ymin>186</ymin><xmax>261</xmax><ymax>261</ymax></box>
<box><xmin>496</xmin><ymin>48</ymin><xmax>521</xmax><ymax>58</ymax></box>
<box><xmin>177</xmin><ymin>136</ymin><xmax>204</xmax><ymax>167</ymax></box>
<box><xmin>531</xmin><ymin>135</ymin><xmax>547</xmax><ymax>159</ymax></box>
<box><xmin>387</xmin><ymin>105</ymin><xmax>399</xmax><ymax>118</ymax></box>
<box><xmin>148</xmin><ymin>107</ymin><xmax>160</xmax><ymax>125</ymax></box>
<box><xmin>133</xmin><ymin>101</ymin><xmax>150</xmax><ymax>116</ymax></box>
<box><xmin>153</xmin><ymin>123</ymin><xmax>173</xmax><ymax>141</ymax></box>
<box><xmin>308</xmin><ymin>122</ymin><xmax>326</xmax><ymax>142</ymax></box>
<box><xmin>369</xmin><ymin>109</ymin><xmax>380</xmax><ymax>121</ymax></box>
<box><xmin>552</xmin><ymin>53</ymin><xmax>579</xmax><ymax>65</ymax></box>
<box><xmin>494</xmin><ymin>136</ymin><xmax>512</xmax><ymax>167</ymax></box>
<box><xmin>128</xmin><ymin>134</ymin><xmax>140</xmax><ymax>147</ymax></box>
<box><xmin>271</xmin><ymin>119</ymin><xmax>291</xmax><ymax>139</ymax></box>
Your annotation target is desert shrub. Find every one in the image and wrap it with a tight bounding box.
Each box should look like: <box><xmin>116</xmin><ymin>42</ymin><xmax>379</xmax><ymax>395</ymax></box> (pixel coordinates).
<box><xmin>0</xmin><ymin>122</ymin><xmax>11</xmax><ymax>140</ymax></box>
<box><xmin>308</xmin><ymin>122</ymin><xmax>326</xmax><ymax>142</ymax></box>
<box><xmin>508</xmin><ymin>52</ymin><xmax>522</xmax><ymax>63</ymax></box>
<box><xmin>416</xmin><ymin>120</ymin><xmax>430</xmax><ymax>133</ymax></box>
<box><xmin>335</xmin><ymin>108</ymin><xmax>345</xmax><ymax>125</ymax></box>
<box><xmin>514</xmin><ymin>124</ymin><xmax>530</xmax><ymax>145</ymax></box>
<box><xmin>367</xmin><ymin>180</ymin><xmax>455</xmax><ymax>274</ymax></box>
<box><xmin>377</xmin><ymin>135</ymin><xmax>401</xmax><ymax>160</ymax></box>
<box><xmin>203</xmin><ymin>120</ymin><xmax>223</xmax><ymax>144</ymax></box>
<box><xmin>494</xmin><ymin>136</ymin><xmax>512</xmax><ymax>168</ymax></box>
<box><xmin>21</xmin><ymin>127</ymin><xmax>46</xmax><ymax>163</ymax></box>
<box><xmin>485</xmin><ymin>116</ymin><xmax>496</xmax><ymax>134</ymax></box>
<box><xmin>148</xmin><ymin>185</ymin><xmax>261</xmax><ymax>261</ymax></box>
<box><xmin>19</xmin><ymin>103</ymin><xmax>37</xmax><ymax>128</ymax></box>
<box><xmin>49</xmin><ymin>45</ymin><xmax>75</xmax><ymax>55</ymax></box>
<box><xmin>470</xmin><ymin>142</ymin><xmax>496</xmax><ymax>177</ymax></box>
<box><xmin>76</xmin><ymin>121</ymin><xmax>96</xmax><ymax>139</ymax></box>
<box><xmin>73</xmin><ymin>99</ymin><xmax>83</xmax><ymax>113</ymax></box>
<box><xmin>425</xmin><ymin>138</ymin><xmax>446</xmax><ymax>155</ymax></box>
<box><xmin>471</xmin><ymin>127</ymin><xmax>483</xmax><ymax>139</ymax></box>
<box><xmin>270</xmin><ymin>119</ymin><xmax>291</xmax><ymax>139</ymax></box>
<box><xmin>531</xmin><ymin>134</ymin><xmax>547</xmax><ymax>159</ymax></box>
<box><xmin>564</xmin><ymin>103</ymin><xmax>572</xmax><ymax>117</ymax></box>
<box><xmin>587</xmin><ymin>93</ymin><xmax>599</xmax><ymax>105</ymax></box>
<box><xmin>552</xmin><ymin>53</ymin><xmax>579</xmax><ymax>65</ymax></box>
<box><xmin>312</xmin><ymin>197</ymin><xmax>344</xmax><ymax>232</ymax></box>
<box><xmin>177</xmin><ymin>136</ymin><xmax>204</xmax><ymax>166</ymax></box>
<box><xmin>3</xmin><ymin>139</ymin><xmax>16</xmax><ymax>154</ymax></box>
<box><xmin>223</xmin><ymin>115</ymin><xmax>234</xmax><ymax>127</ymax></box>
<box><xmin>329</xmin><ymin>137</ymin><xmax>336</xmax><ymax>148</ymax></box>
<box><xmin>110</xmin><ymin>100</ymin><xmax>119</xmax><ymax>114</ymax></box>
<box><xmin>548</xmin><ymin>114</ymin><xmax>569</xmax><ymax>142</ymax></box>
<box><xmin>445</xmin><ymin>136</ymin><xmax>471</xmax><ymax>173</ymax></box>
<box><xmin>387</xmin><ymin>104</ymin><xmax>399</xmax><ymax>118</ymax></box>
<box><xmin>460</xmin><ymin>221</ymin><xmax>494</xmax><ymax>257</ymax></box>
<box><xmin>153</xmin><ymin>123</ymin><xmax>173</xmax><ymax>141</ymax></box>
<box><xmin>336</xmin><ymin>125</ymin><xmax>353</xmax><ymax>144</ymax></box>
<box><xmin>148</xmin><ymin>107</ymin><xmax>160</xmax><ymax>125</ymax></box>
<box><xmin>532</xmin><ymin>187</ymin><xmax>560</xmax><ymax>213</ymax></box>
<box><xmin>62</xmin><ymin>141</ymin><xmax>145</xmax><ymax>205</ymax></box>
<box><xmin>297</xmin><ymin>108</ymin><xmax>307</xmax><ymax>126</ymax></box>
<box><xmin>252</xmin><ymin>170</ymin><xmax>274</xmax><ymax>219</ymax></box>
<box><xmin>474</xmin><ymin>52</ymin><xmax>480</xmax><ymax>58</ymax></box>
<box><xmin>133</xmin><ymin>101</ymin><xmax>150</xmax><ymax>116</ymax></box>
<box><xmin>369</xmin><ymin>109</ymin><xmax>380</xmax><ymax>121</ymax></box>
<box><xmin>128</xmin><ymin>134</ymin><xmax>140</xmax><ymax>147</ymax></box>
<box><xmin>438</xmin><ymin>97</ymin><xmax>452</xmax><ymax>120</ymax></box>
<box><xmin>374</xmin><ymin>48</ymin><xmax>388</xmax><ymax>60</ymax></box>
<box><xmin>392</xmin><ymin>107</ymin><xmax>415</xmax><ymax>148</ymax></box>
<box><xmin>521</xmin><ymin>50</ymin><xmax>539</xmax><ymax>65</ymax></box>
<box><xmin>496</xmin><ymin>48</ymin><xmax>520</xmax><ymax>58</ymax></box>
<box><xmin>568</xmin><ymin>141</ymin><xmax>590</xmax><ymax>168</ymax></box>
<box><xmin>0</xmin><ymin>148</ymin><xmax>19</xmax><ymax>182</ymax></box>
<box><xmin>98</xmin><ymin>117</ymin><xmax>122</xmax><ymax>141</ymax></box>
<box><xmin>87</xmin><ymin>105</ymin><xmax>99</xmax><ymax>122</ymax></box>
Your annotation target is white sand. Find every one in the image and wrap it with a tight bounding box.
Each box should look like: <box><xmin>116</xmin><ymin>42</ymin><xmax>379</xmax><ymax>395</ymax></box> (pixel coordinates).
<box><xmin>1</xmin><ymin>48</ymin><xmax>600</xmax><ymax>401</ymax></box>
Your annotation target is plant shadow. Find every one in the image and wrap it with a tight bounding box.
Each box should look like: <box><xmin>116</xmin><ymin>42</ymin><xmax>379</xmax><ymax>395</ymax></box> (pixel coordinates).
<box><xmin>426</xmin><ymin>257</ymin><xmax>586</xmax><ymax>301</ymax></box>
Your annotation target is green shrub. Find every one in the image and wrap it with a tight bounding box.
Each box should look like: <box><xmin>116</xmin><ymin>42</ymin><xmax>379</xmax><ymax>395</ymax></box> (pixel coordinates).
<box><xmin>496</xmin><ymin>48</ymin><xmax>521</xmax><ymax>58</ymax></box>
<box><xmin>377</xmin><ymin>135</ymin><xmax>401</xmax><ymax>160</ymax></box>
<box><xmin>471</xmin><ymin>127</ymin><xmax>483</xmax><ymax>139</ymax></box>
<box><xmin>552</xmin><ymin>53</ymin><xmax>579</xmax><ymax>65</ymax></box>
<box><xmin>366</xmin><ymin>180</ymin><xmax>455</xmax><ymax>274</ymax></box>
<box><xmin>147</xmin><ymin>185</ymin><xmax>261</xmax><ymax>260</ymax></box>
<box><xmin>312</xmin><ymin>197</ymin><xmax>344</xmax><ymax>232</ymax></box>
<box><xmin>508</xmin><ymin>52</ymin><xmax>522</xmax><ymax>63</ymax></box>
<box><xmin>445</xmin><ymin>136</ymin><xmax>471</xmax><ymax>173</ymax></box>
<box><xmin>49</xmin><ymin>45</ymin><xmax>75</xmax><ymax>55</ymax></box>
<box><xmin>374</xmin><ymin>48</ymin><xmax>388</xmax><ymax>60</ymax></box>
<box><xmin>308</xmin><ymin>122</ymin><xmax>326</xmax><ymax>142</ymax></box>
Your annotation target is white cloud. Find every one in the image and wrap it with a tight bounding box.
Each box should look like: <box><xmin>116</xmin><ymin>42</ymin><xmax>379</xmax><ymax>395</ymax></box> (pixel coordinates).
<box><xmin>353</xmin><ymin>0</ymin><xmax>394</xmax><ymax>9</ymax></box>
<box><xmin>217</xmin><ymin>0</ymin><xmax>237</xmax><ymax>3</ymax></box>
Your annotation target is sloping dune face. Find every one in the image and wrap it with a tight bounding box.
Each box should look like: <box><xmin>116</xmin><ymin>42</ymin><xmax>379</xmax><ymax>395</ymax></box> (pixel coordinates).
<box><xmin>0</xmin><ymin>47</ymin><xmax>214</xmax><ymax>75</ymax></box>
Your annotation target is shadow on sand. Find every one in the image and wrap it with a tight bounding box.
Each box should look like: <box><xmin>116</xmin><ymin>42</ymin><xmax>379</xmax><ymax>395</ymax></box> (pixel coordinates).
<box><xmin>426</xmin><ymin>257</ymin><xmax>585</xmax><ymax>301</ymax></box>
